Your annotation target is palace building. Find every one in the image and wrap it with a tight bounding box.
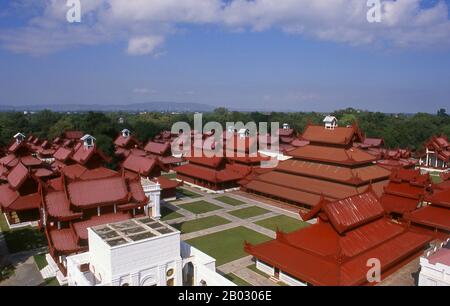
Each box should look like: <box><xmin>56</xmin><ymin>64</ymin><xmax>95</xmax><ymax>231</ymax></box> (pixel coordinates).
<box><xmin>66</xmin><ymin>216</ymin><xmax>234</xmax><ymax>286</ymax></box>
<box><xmin>245</xmin><ymin>189</ymin><xmax>432</xmax><ymax>286</ymax></box>
<box><xmin>419</xmin><ymin>135</ymin><xmax>450</xmax><ymax>172</ymax></box>
<box><xmin>241</xmin><ymin>118</ymin><xmax>391</xmax><ymax>208</ymax></box>
<box><xmin>380</xmin><ymin>168</ymin><xmax>432</xmax><ymax>218</ymax></box>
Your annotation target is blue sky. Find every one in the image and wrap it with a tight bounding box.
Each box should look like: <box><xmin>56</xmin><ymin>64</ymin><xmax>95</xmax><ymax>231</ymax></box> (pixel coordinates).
<box><xmin>0</xmin><ymin>0</ymin><xmax>449</xmax><ymax>112</ymax></box>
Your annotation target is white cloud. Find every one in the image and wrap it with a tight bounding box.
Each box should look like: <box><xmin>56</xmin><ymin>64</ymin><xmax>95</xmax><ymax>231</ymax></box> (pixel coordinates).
<box><xmin>1</xmin><ymin>0</ymin><xmax>449</xmax><ymax>56</ymax></box>
<box><xmin>127</xmin><ymin>35</ymin><xmax>164</xmax><ymax>55</ymax></box>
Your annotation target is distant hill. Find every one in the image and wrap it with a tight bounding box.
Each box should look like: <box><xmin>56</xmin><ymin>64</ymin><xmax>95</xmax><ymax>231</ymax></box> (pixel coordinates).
<box><xmin>0</xmin><ymin>102</ymin><xmax>216</xmax><ymax>113</ymax></box>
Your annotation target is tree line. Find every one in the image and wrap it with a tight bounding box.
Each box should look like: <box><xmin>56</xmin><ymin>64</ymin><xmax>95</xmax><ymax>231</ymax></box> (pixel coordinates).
<box><xmin>0</xmin><ymin>108</ymin><xmax>449</xmax><ymax>159</ymax></box>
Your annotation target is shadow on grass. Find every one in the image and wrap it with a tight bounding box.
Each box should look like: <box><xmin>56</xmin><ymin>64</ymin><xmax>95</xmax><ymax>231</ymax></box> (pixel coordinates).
<box><xmin>4</xmin><ymin>227</ymin><xmax>47</xmax><ymax>254</ymax></box>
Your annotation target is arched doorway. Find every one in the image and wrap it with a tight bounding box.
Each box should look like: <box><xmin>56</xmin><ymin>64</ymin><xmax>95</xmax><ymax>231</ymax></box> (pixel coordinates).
<box><xmin>183</xmin><ymin>262</ymin><xmax>195</xmax><ymax>286</ymax></box>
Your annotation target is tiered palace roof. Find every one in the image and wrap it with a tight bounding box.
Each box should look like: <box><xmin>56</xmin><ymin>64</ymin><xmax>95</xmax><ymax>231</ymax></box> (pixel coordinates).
<box><xmin>245</xmin><ymin>189</ymin><xmax>432</xmax><ymax>286</ymax></box>
<box><xmin>241</xmin><ymin>122</ymin><xmax>391</xmax><ymax>208</ymax></box>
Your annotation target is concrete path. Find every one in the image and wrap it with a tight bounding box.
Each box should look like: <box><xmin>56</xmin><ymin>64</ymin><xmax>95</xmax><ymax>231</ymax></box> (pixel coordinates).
<box><xmin>0</xmin><ymin>256</ymin><xmax>44</xmax><ymax>286</ymax></box>
<box><xmin>217</xmin><ymin>256</ymin><xmax>278</xmax><ymax>286</ymax></box>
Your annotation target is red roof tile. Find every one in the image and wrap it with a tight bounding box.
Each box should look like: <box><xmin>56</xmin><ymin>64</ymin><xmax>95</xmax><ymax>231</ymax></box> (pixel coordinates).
<box><xmin>409</xmin><ymin>205</ymin><xmax>450</xmax><ymax>232</ymax></box>
<box><xmin>0</xmin><ymin>184</ymin><xmax>19</xmax><ymax>209</ymax></box>
<box><xmin>49</xmin><ymin>228</ymin><xmax>81</xmax><ymax>253</ymax></box>
<box><xmin>44</xmin><ymin>191</ymin><xmax>82</xmax><ymax>220</ymax></box>
<box><xmin>7</xmin><ymin>162</ymin><xmax>29</xmax><ymax>190</ymax></box>
<box><xmin>144</xmin><ymin>141</ymin><xmax>170</xmax><ymax>155</ymax></box>
<box><xmin>301</xmin><ymin>125</ymin><xmax>362</xmax><ymax>145</ymax></box>
<box><xmin>53</xmin><ymin>147</ymin><xmax>72</xmax><ymax>162</ymax></box>
<box><xmin>20</xmin><ymin>156</ymin><xmax>42</xmax><ymax>167</ymax></box>
<box><xmin>67</xmin><ymin>176</ymin><xmax>129</xmax><ymax>209</ymax></box>
<box><xmin>322</xmin><ymin>191</ymin><xmax>384</xmax><ymax>234</ymax></box>
<box><xmin>8</xmin><ymin>193</ymin><xmax>41</xmax><ymax>211</ymax></box>
<box><xmin>122</xmin><ymin>154</ymin><xmax>157</xmax><ymax>176</ymax></box>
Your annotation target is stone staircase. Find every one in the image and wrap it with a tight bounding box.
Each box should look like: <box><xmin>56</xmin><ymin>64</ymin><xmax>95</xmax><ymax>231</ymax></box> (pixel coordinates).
<box><xmin>39</xmin><ymin>254</ymin><xmax>68</xmax><ymax>285</ymax></box>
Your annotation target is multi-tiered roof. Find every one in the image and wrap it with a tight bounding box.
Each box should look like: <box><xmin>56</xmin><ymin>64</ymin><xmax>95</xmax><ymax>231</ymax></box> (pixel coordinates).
<box><xmin>241</xmin><ymin>121</ymin><xmax>391</xmax><ymax>208</ymax></box>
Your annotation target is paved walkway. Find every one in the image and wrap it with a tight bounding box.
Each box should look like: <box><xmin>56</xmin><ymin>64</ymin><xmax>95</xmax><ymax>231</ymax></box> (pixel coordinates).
<box><xmin>0</xmin><ymin>256</ymin><xmax>44</xmax><ymax>286</ymax></box>
<box><xmin>165</xmin><ymin>185</ymin><xmax>306</xmax><ymax>285</ymax></box>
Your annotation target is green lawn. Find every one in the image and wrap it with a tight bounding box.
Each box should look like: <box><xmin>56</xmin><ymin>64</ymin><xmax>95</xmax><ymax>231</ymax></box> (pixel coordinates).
<box><xmin>33</xmin><ymin>254</ymin><xmax>48</xmax><ymax>270</ymax></box>
<box><xmin>160</xmin><ymin>206</ymin><xmax>183</xmax><ymax>221</ymax></box>
<box><xmin>186</xmin><ymin>226</ymin><xmax>271</xmax><ymax>266</ymax></box>
<box><xmin>162</xmin><ymin>172</ymin><xmax>177</xmax><ymax>179</ymax></box>
<box><xmin>215</xmin><ymin>196</ymin><xmax>246</xmax><ymax>206</ymax></box>
<box><xmin>0</xmin><ymin>213</ymin><xmax>9</xmax><ymax>232</ymax></box>
<box><xmin>4</xmin><ymin>227</ymin><xmax>47</xmax><ymax>253</ymax></box>
<box><xmin>247</xmin><ymin>264</ymin><xmax>271</xmax><ymax>278</ymax></box>
<box><xmin>255</xmin><ymin>215</ymin><xmax>310</xmax><ymax>233</ymax></box>
<box><xmin>228</xmin><ymin>207</ymin><xmax>270</xmax><ymax>219</ymax></box>
<box><xmin>177</xmin><ymin>188</ymin><xmax>202</xmax><ymax>199</ymax></box>
<box><xmin>224</xmin><ymin>273</ymin><xmax>252</xmax><ymax>286</ymax></box>
<box><xmin>179</xmin><ymin>201</ymin><xmax>222</xmax><ymax>214</ymax></box>
<box><xmin>173</xmin><ymin>216</ymin><xmax>231</xmax><ymax>234</ymax></box>
<box><xmin>247</xmin><ymin>264</ymin><xmax>288</xmax><ymax>286</ymax></box>
<box><xmin>40</xmin><ymin>277</ymin><xmax>59</xmax><ymax>286</ymax></box>
<box><xmin>430</xmin><ymin>174</ymin><xmax>443</xmax><ymax>184</ymax></box>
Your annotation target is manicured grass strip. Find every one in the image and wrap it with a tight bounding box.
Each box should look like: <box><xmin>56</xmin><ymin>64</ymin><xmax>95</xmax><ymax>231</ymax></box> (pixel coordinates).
<box><xmin>160</xmin><ymin>206</ymin><xmax>183</xmax><ymax>221</ymax></box>
<box><xmin>224</xmin><ymin>273</ymin><xmax>252</xmax><ymax>286</ymax></box>
<box><xmin>177</xmin><ymin>188</ymin><xmax>202</xmax><ymax>199</ymax></box>
<box><xmin>430</xmin><ymin>174</ymin><xmax>443</xmax><ymax>184</ymax></box>
<box><xmin>215</xmin><ymin>196</ymin><xmax>246</xmax><ymax>206</ymax></box>
<box><xmin>40</xmin><ymin>277</ymin><xmax>59</xmax><ymax>286</ymax></box>
<box><xmin>255</xmin><ymin>215</ymin><xmax>310</xmax><ymax>233</ymax></box>
<box><xmin>0</xmin><ymin>213</ymin><xmax>9</xmax><ymax>232</ymax></box>
<box><xmin>34</xmin><ymin>254</ymin><xmax>48</xmax><ymax>270</ymax></box>
<box><xmin>179</xmin><ymin>201</ymin><xmax>222</xmax><ymax>214</ymax></box>
<box><xmin>4</xmin><ymin>227</ymin><xmax>47</xmax><ymax>253</ymax></box>
<box><xmin>173</xmin><ymin>216</ymin><xmax>231</xmax><ymax>234</ymax></box>
<box><xmin>186</xmin><ymin>226</ymin><xmax>271</xmax><ymax>266</ymax></box>
<box><xmin>247</xmin><ymin>264</ymin><xmax>271</xmax><ymax>278</ymax></box>
<box><xmin>162</xmin><ymin>172</ymin><xmax>177</xmax><ymax>179</ymax></box>
<box><xmin>228</xmin><ymin>207</ymin><xmax>270</xmax><ymax>219</ymax></box>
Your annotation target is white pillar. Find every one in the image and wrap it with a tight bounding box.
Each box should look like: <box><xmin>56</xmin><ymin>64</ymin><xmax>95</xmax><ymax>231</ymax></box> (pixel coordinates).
<box><xmin>141</xmin><ymin>178</ymin><xmax>161</xmax><ymax>220</ymax></box>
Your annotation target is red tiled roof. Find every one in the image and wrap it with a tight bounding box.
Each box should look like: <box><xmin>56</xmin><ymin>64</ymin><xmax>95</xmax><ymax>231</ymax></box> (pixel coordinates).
<box><xmin>175</xmin><ymin>163</ymin><xmax>247</xmax><ymax>183</ymax></box>
<box><xmin>71</xmin><ymin>144</ymin><xmax>111</xmax><ymax>165</ymax></box>
<box><xmin>78</xmin><ymin>167</ymin><xmax>118</xmax><ymax>181</ymax></box>
<box><xmin>53</xmin><ymin>147</ymin><xmax>72</xmax><ymax>162</ymax></box>
<box><xmin>154</xmin><ymin>176</ymin><xmax>181</xmax><ymax>190</ymax></box>
<box><xmin>323</xmin><ymin>191</ymin><xmax>384</xmax><ymax>234</ymax></box>
<box><xmin>45</xmin><ymin>191</ymin><xmax>82</xmax><ymax>220</ymax></box>
<box><xmin>186</xmin><ymin>156</ymin><xmax>225</xmax><ymax>168</ymax></box>
<box><xmin>381</xmin><ymin>193</ymin><xmax>419</xmax><ymax>214</ymax></box>
<box><xmin>246</xmin><ymin>189</ymin><xmax>431</xmax><ymax>286</ymax></box>
<box><xmin>409</xmin><ymin>205</ymin><xmax>450</xmax><ymax>232</ymax></box>
<box><xmin>33</xmin><ymin>168</ymin><xmax>55</xmax><ymax>178</ymax></box>
<box><xmin>144</xmin><ymin>141</ymin><xmax>170</xmax><ymax>155</ymax></box>
<box><xmin>114</xmin><ymin>135</ymin><xmax>139</xmax><ymax>148</ymax></box>
<box><xmin>67</xmin><ymin>176</ymin><xmax>129</xmax><ymax>209</ymax></box>
<box><xmin>0</xmin><ymin>154</ymin><xmax>18</xmax><ymax>167</ymax></box>
<box><xmin>49</xmin><ymin>228</ymin><xmax>81</xmax><ymax>253</ymax></box>
<box><xmin>287</xmin><ymin>145</ymin><xmax>377</xmax><ymax>166</ymax></box>
<box><xmin>61</xmin><ymin>164</ymin><xmax>88</xmax><ymax>180</ymax></box>
<box><xmin>7</xmin><ymin>162</ymin><xmax>29</xmax><ymax>190</ymax></box>
<box><xmin>425</xmin><ymin>188</ymin><xmax>450</xmax><ymax>208</ymax></box>
<box><xmin>122</xmin><ymin>154</ymin><xmax>157</xmax><ymax>176</ymax></box>
<box><xmin>276</xmin><ymin>159</ymin><xmax>390</xmax><ymax>184</ymax></box>
<box><xmin>128</xmin><ymin>179</ymin><xmax>148</xmax><ymax>203</ymax></box>
<box><xmin>8</xmin><ymin>193</ymin><xmax>41</xmax><ymax>211</ymax></box>
<box><xmin>0</xmin><ymin>184</ymin><xmax>19</xmax><ymax>209</ymax></box>
<box><xmin>20</xmin><ymin>156</ymin><xmax>42</xmax><ymax>167</ymax></box>
<box><xmin>301</xmin><ymin>125</ymin><xmax>362</xmax><ymax>145</ymax></box>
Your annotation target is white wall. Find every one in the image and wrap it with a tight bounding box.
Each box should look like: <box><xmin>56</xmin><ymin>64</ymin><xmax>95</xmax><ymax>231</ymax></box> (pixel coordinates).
<box><xmin>419</xmin><ymin>257</ymin><xmax>450</xmax><ymax>286</ymax></box>
<box><xmin>256</xmin><ymin>260</ymin><xmax>274</xmax><ymax>276</ymax></box>
<box><xmin>279</xmin><ymin>271</ymin><xmax>307</xmax><ymax>286</ymax></box>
